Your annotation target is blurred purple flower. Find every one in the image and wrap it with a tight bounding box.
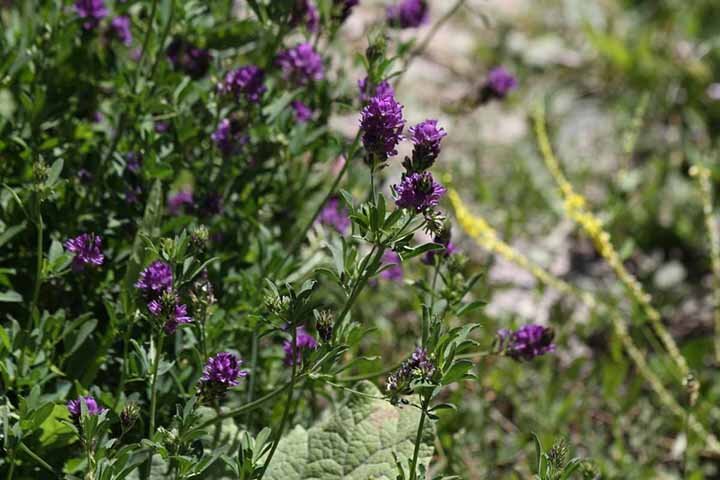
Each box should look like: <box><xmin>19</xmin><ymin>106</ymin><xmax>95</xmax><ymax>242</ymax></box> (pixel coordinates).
<box><xmin>198</xmin><ymin>192</ymin><xmax>224</xmax><ymax>217</ymax></box>
<box><xmin>283</xmin><ymin>326</ymin><xmax>318</xmax><ymax>365</ymax></box>
<box><xmin>394</xmin><ymin>171</ymin><xmax>446</xmax><ymax>212</ymax></box>
<box><xmin>125</xmin><ymin>152</ymin><xmax>142</xmax><ymax>174</ymax></box>
<box><xmin>75</xmin><ymin>0</ymin><xmax>108</xmax><ymax>30</ymax></box>
<box><xmin>167</xmin><ymin>189</ymin><xmax>194</xmax><ymax>216</ymax></box>
<box><xmin>219</xmin><ymin>65</ymin><xmax>266</xmax><ymax>103</ymax></box>
<box><xmin>65</xmin><ymin>233</ymin><xmax>105</xmax><ymax>271</ymax></box>
<box><xmin>334</xmin><ymin>0</ymin><xmax>359</xmax><ymax>22</ymax></box>
<box><xmin>166</xmin><ymin>38</ymin><xmax>212</xmax><ymax>79</ymax></box>
<box><xmin>358</xmin><ymin>76</ymin><xmax>394</xmax><ymax>103</ymax></box>
<box><xmin>277</xmin><ymin>43</ymin><xmax>324</xmax><ymax>85</ymax></box>
<box><xmin>110</xmin><ymin>16</ymin><xmax>132</xmax><ymax>45</ymax></box>
<box><xmin>483</xmin><ymin>67</ymin><xmax>517</xmax><ymax>100</ymax></box>
<box><xmin>499</xmin><ymin>324</ymin><xmax>555</xmax><ymax>361</ymax></box>
<box><xmin>125</xmin><ymin>185</ymin><xmax>142</xmax><ymax>204</ymax></box>
<box><xmin>291</xmin><ymin>100</ymin><xmax>313</xmax><ymax>123</ymax></box>
<box><xmin>360</xmin><ymin>93</ymin><xmax>405</xmax><ymax>160</ymax></box>
<box><xmin>387</xmin><ymin>0</ymin><xmax>428</xmax><ymax>29</ymax></box>
<box><xmin>212</xmin><ymin>118</ymin><xmax>247</xmax><ymax>156</ymax></box>
<box><xmin>317</xmin><ymin>197</ymin><xmax>350</xmax><ymax>234</ymax></box>
<box><xmin>380</xmin><ymin>250</ymin><xmax>403</xmax><ymax>282</ymax></box>
<box><xmin>292</xmin><ymin>0</ymin><xmax>320</xmax><ymax>32</ymax></box>
<box><xmin>67</xmin><ymin>395</ymin><xmax>107</xmax><ymax>419</ymax></box>
<box><xmin>162</xmin><ymin>303</ymin><xmax>192</xmax><ymax>334</ymax></box>
<box><xmin>78</xmin><ymin>168</ymin><xmax>94</xmax><ymax>184</ymax></box>
<box><xmin>154</xmin><ymin>121</ymin><xmax>170</xmax><ymax>134</ymax></box>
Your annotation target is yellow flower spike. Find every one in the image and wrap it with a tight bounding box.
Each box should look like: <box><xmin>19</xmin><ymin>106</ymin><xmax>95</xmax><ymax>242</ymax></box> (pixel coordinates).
<box><xmin>532</xmin><ymin>106</ymin><xmax>690</xmax><ymax>381</ymax></box>
<box><xmin>690</xmin><ymin>164</ymin><xmax>720</xmax><ymax>364</ymax></box>
<box><xmin>447</xmin><ymin>187</ymin><xmax>720</xmax><ymax>454</ymax></box>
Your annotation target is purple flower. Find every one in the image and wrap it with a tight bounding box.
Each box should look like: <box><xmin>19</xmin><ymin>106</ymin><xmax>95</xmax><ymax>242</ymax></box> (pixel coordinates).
<box><xmin>291</xmin><ymin>100</ymin><xmax>313</xmax><ymax>123</ymax></box>
<box><xmin>78</xmin><ymin>168</ymin><xmax>94</xmax><ymax>184</ymax></box>
<box><xmin>125</xmin><ymin>185</ymin><xmax>142</xmax><ymax>204</ymax></box>
<box><xmin>91</xmin><ymin>111</ymin><xmax>104</xmax><ymax>123</ymax></box>
<box><xmin>358</xmin><ymin>76</ymin><xmax>394</xmax><ymax>104</ymax></box>
<box><xmin>166</xmin><ymin>38</ymin><xmax>212</xmax><ymax>79</ymax></box>
<box><xmin>334</xmin><ymin>0</ymin><xmax>359</xmax><ymax>22</ymax></box>
<box><xmin>499</xmin><ymin>324</ymin><xmax>555</xmax><ymax>361</ymax></box>
<box><xmin>67</xmin><ymin>395</ymin><xmax>107</xmax><ymax>420</ymax></box>
<box><xmin>125</xmin><ymin>152</ymin><xmax>142</xmax><ymax>174</ymax></box>
<box><xmin>292</xmin><ymin>0</ymin><xmax>320</xmax><ymax>32</ymax></box>
<box><xmin>199</xmin><ymin>352</ymin><xmax>248</xmax><ymax>400</ymax></box>
<box><xmin>283</xmin><ymin>326</ymin><xmax>318</xmax><ymax>366</ymax></box>
<box><xmin>75</xmin><ymin>0</ymin><xmax>108</xmax><ymax>30</ymax></box>
<box><xmin>212</xmin><ymin>118</ymin><xmax>247</xmax><ymax>156</ymax></box>
<box><xmin>359</xmin><ymin>93</ymin><xmax>405</xmax><ymax>160</ymax></box>
<box><xmin>162</xmin><ymin>303</ymin><xmax>193</xmax><ymax>334</ymax></box>
<box><xmin>386</xmin><ymin>347</ymin><xmax>436</xmax><ymax>399</ymax></box>
<box><xmin>65</xmin><ymin>233</ymin><xmax>105</xmax><ymax>271</ymax></box>
<box><xmin>135</xmin><ymin>260</ymin><xmax>173</xmax><ymax>296</ymax></box>
<box><xmin>277</xmin><ymin>43</ymin><xmax>324</xmax><ymax>85</ymax></box>
<box><xmin>154</xmin><ymin>121</ymin><xmax>170</xmax><ymax>134</ymax></box>
<box><xmin>387</xmin><ymin>0</ymin><xmax>428</xmax><ymax>29</ymax></box>
<box><xmin>167</xmin><ymin>189</ymin><xmax>194</xmax><ymax>216</ymax></box>
<box><xmin>380</xmin><ymin>250</ymin><xmax>403</xmax><ymax>282</ymax></box>
<box><xmin>482</xmin><ymin>67</ymin><xmax>517</xmax><ymax>100</ymax></box>
<box><xmin>394</xmin><ymin>172</ymin><xmax>446</xmax><ymax>212</ymax></box>
<box><xmin>201</xmin><ymin>352</ymin><xmax>247</xmax><ymax>386</ymax></box>
<box><xmin>407</xmin><ymin>119</ymin><xmax>446</xmax><ymax>170</ymax></box>
<box><xmin>110</xmin><ymin>16</ymin><xmax>132</xmax><ymax>45</ymax></box>
<box><xmin>317</xmin><ymin>197</ymin><xmax>350</xmax><ymax>234</ymax></box>
<box><xmin>219</xmin><ymin>65</ymin><xmax>266</xmax><ymax>103</ymax></box>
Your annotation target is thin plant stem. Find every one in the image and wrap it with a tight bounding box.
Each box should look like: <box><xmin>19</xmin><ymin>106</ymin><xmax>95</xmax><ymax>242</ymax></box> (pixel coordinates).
<box><xmin>409</xmin><ymin>395</ymin><xmax>431</xmax><ymax>480</ymax></box>
<box><xmin>148</xmin><ymin>334</ymin><xmax>164</xmax><ymax>438</ymax></box>
<box><xmin>7</xmin><ymin>449</ymin><xmax>16</xmax><ymax>480</ymax></box>
<box><xmin>289</xmin><ymin>132</ymin><xmax>361</xmax><ymax>255</ymax></box>
<box><xmin>198</xmin><ymin>379</ymin><xmax>298</xmax><ymax>430</ymax></box>
<box><xmin>259</xmin><ymin>325</ymin><xmax>299</xmax><ymax>478</ymax></box>
<box><xmin>243</xmin><ymin>332</ymin><xmax>259</xmax><ymax>426</ymax></box>
<box><xmin>394</xmin><ymin>0</ymin><xmax>466</xmax><ymax>90</ymax></box>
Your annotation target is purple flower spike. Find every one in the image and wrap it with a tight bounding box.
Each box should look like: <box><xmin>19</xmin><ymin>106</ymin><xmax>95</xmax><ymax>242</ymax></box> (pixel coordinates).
<box><xmin>360</xmin><ymin>93</ymin><xmax>405</xmax><ymax>160</ymax></box>
<box><xmin>358</xmin><ymin>76</ymin><xmax>394</xmax><ymax>104</ymax></box>
<box><xmin>75</xmin><ymin>0</ymin><xmax>108</xmax><ymax>30</ymax></box>
<box><xmin>483</xmin><ymin>67</ymin><xmax>517</xmax><ymax>100</ymax></box>
<box><xmin>67</xmin><ymin>395</ymin><xmax>107</xmax><ymax>420</ymax></box>
<box><xmin>380</xmin><ymin>250</ymin><xmax>403</xmax><ymax>282</ymax></box>
<box><xmin>163</xmin><ymin>303</ymin><xmax>193</xmax><ymax>334</ymax></box>
<box><xmin>500</xmin><ymin>324</ymin><xmax>555</xmax><ymax>361</ymax></box>
<box><xmin>317</xmin><ymin>197</ymin><xmax>350</xmax><ymax>234</ymax></box>
<box><xmin>277</xmin><ymin>43</ymin><xmax>324</xmax><ymax>85</ymax></box>
<box><xmin>110</xmin><ymin>16</ymin><xmax>132</xmax><ymax>45</ymax></box>
<box><xmin>408</xmin><ymin>119</ymin><xmax>446</xmax><ymax>170</ymax></box>
<box><xmin>65</xmin><ymin>233</ymin><xmax>105</xmax><ymax>271</ymax></box>
<box><xmin>135</xmin><ymin>260</ymin><xmax>173</xmax><ymax>296</ymax></box>
<box><xmin>283</xmin><ymin>327</ymin><xmax>318</xmax><ymax>366</ymax></box>
<box><xmin>220</xmin><ymin>65</ymin><xmax>266</xmax><ymax>103</ymax></box>
<box><xmin>394</xmin><ymin>171</ymin><xmax>446</xmax><ymax>212</ymax></box>
<box><xmin>291</xmin><ymin>100</ymin><xmax>313</xmax><ymax>123</ymax></box>
<box><xmin>387</xmin><ymin>0</ymin><xmax>428</xmax><ymax>29</ymax></box>
<box><xmin>201</xmin><ymin>352</ymin><xmax>247</xmax><ymax>387</ymax></box>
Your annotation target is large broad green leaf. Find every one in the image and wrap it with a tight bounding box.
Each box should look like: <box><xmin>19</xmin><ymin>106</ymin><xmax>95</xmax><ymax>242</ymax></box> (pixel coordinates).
<box><xmin>266</xmin><ymin>381</ymin><xmax>434</xmax><ymax>480</ymax></box>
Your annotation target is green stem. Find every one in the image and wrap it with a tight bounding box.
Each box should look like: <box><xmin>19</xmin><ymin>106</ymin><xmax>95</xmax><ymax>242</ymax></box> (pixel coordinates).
<box><xmin>243</xmin><ymin>332</ymin><xmax>259</xmax><ymax>426</ymax></box>
<box><xmin>409</xmin><ymin>395</ymin><xmax>431</xmax><ymax>480</ymax></box>
<box><xmin>148</xmin><ymin>334</ymin><xmax>164</xmax><ymax>438</ymax></box>
<box><xmin>19</xmin><ymin>442</ymin><xmax>55</xmax><ymax>475</ymax></box>
<box><xmin>394</xmin><ymin>0</ymin><xmax>466</xmax><ymax>89</ymax></box>
<box><xmin>30</xmin><ymin>211</ymin><xmax>43</xmax><ymax>324</ymax></box>
<box><xmin>198</xmin><ymin>380</ymin><xmax>297</xmax><ymax>430</ymax></box>
<box><xmin>7</xmin><ymin>449</ymin><xmax>16</xmax><ymax>480</ymax></box>
<box><xmin>332</xmin><ymin>244</ymin><xmax>384</xmax><ymax>338</ymax></box>
<box><xmin>289</xmin><ymin>132</ymin><xmax>361</xmax><ymax>255</ymax></box>
<box><xmin>259</xmin><ymin>325</ymin><xmax>299</xmax><ymax>479</ymax></box>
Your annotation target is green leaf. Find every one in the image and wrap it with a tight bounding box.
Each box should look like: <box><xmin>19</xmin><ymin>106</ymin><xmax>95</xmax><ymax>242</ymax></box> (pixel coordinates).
<box><xmin>46</xmin><ymin>158</ymin><xmax>64</xmax><ymax>187</ymax></box>
<box><xmin>0</xmin><ymin>290</ymin><xmax>22</xmax><ymax>302</ymax></box>
<box><xmin>204</xmin><ymin>20</ymin><xmax>261</xmax><ymax>50</ymax></box>
<box><xmin>0</xmin><ymin>221</ymin><xmax>26</xmax><ymax>248</ymax></box>
<box><xmin>265</xmin><ymin>381</ymin><xmax>434</xmax><ymax>480</ymax></box>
